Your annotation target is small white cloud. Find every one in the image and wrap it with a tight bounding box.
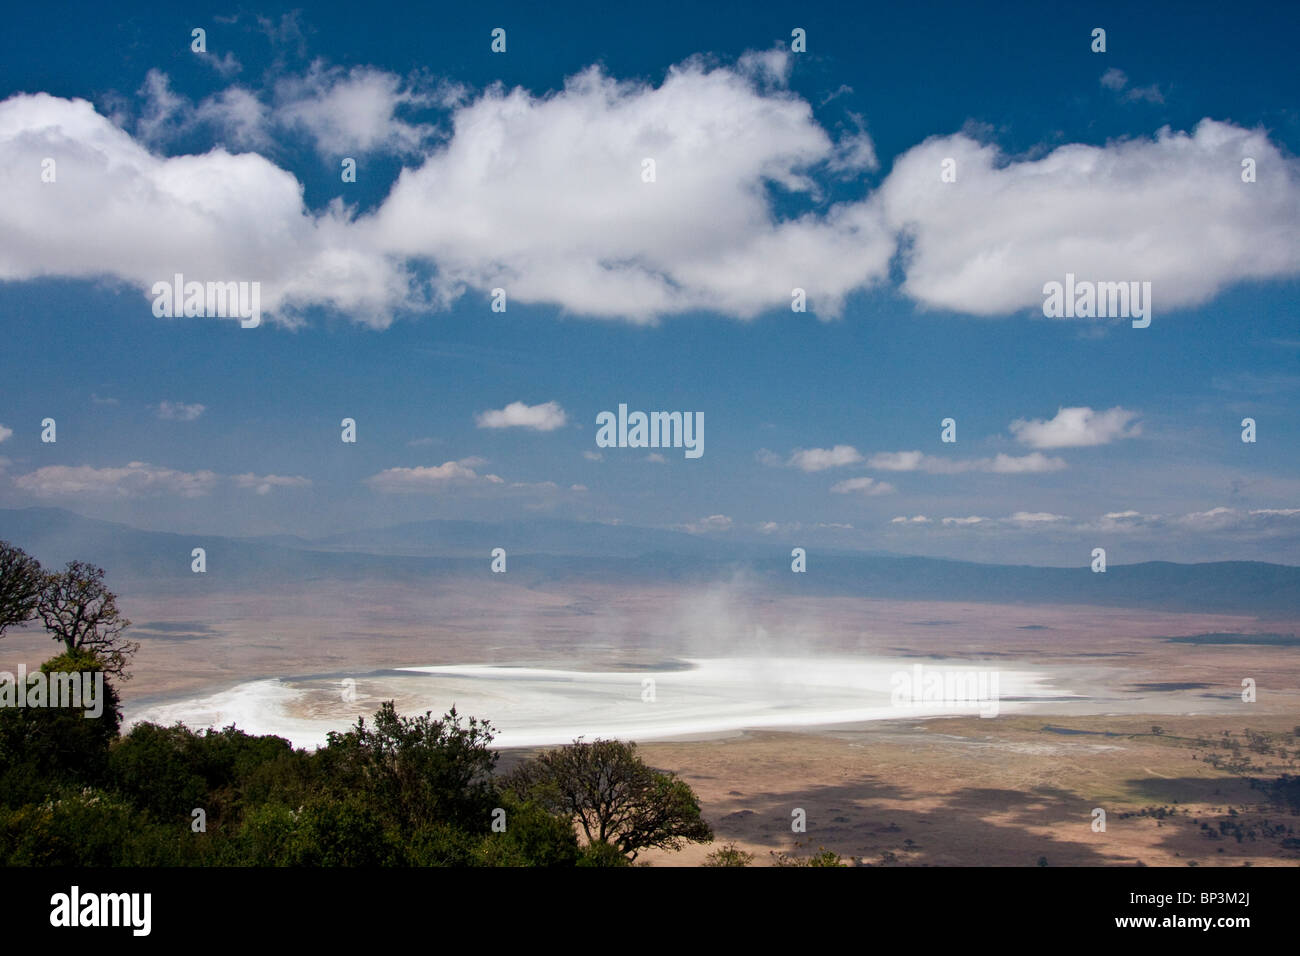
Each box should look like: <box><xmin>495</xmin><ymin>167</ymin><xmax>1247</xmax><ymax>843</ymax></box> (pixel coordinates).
<box><xmin>890</xmin><ymin>515</ymin><xmax>931</xmax><ymax>524</ymax></box>
<box><xmin>646</xmin><ymin>452</ymin><xmax>667</xmax><ymax>463</ymax></box>
<box><xmin>867</xmin><ymin>450</ymin><xmax>1065</xmax><ymax>473</ymax></box>
<box><xmin>1100</xmin><ymin>68</ymin><xmax>1164</xmax><ymax>104</ymax></box>
<box><xmin>989</xmin><ymin>452</ymin><xmax>1067</xmax><ymax>474</ymax></box>
<box><xmin>1010</xmin><ymin>406</ymin><xmax>1140</xmax><ymax>449</ymax></box>
<box><xmin>508</xmin><ymin>479</ymin><xmax>558</xmax><ymax>492</ymax></box>
<box><xmin>232</xmin><ymin>473</ymin><xmax>312</xmax><ymax>495</ymax></box>
<box><xmin>736</xmin><ymin>48</ymin><xmax>793</xmax><ymax>85</ymax></box>
<box><xmin>867</xmin><ymin>450</ymin><xmax>925</xmax><ymax>471</ymax></box>
<box><xmin>274</xmin><ymin>63</ymin><xmax>437</xmax><ymax>157</ymax></box>
<box><xmin>135</xmin><ymin>70</ymin><xmax>188</xmax><ymax>143</ymax></box>
<box><xmin>827</xmin><ymin>112</ymin><xmax>879</xmax><ymax>174</ymax></box>
<box><xmin>156</xmin><ymin>401</ymin><xmax>207</xmax><ymax>422</ymax></box>
<box><xmin>1124</xmin><ymin>84</ymin><xmax>1165</xmax><ymax>105</ymax></box>
<box><xmin>364</xmin><ymin>458</ymin><xmax>492</xmax><ymax>493</ymax></box>
<box><xmin>202</xmin><ymin>51</ymin><xmax>243</xmax><ymax>79</ymax></box>
<box><xmin>893</xmin><ymin>507</ymin><xmax>1300</xmax><ymax>539</ymax></box>
<box><xmin>1212</xmin><ymin>372</ymin><xmax>1300</xmax><ymax>394</ymax></box>
<box><xmin>681</xmin><ymin>514</ymin><xmax>734</xmax><ymax>534</ymax></box>
<box><xmin>1008</xmin><ymin>511</ymin><xmax>1068</xmax><ymax>524</ymax></box>
<box><xmin>0</xmin><ymin>424</ymin><xmax>11</xmax><ymax>443</ymax></box>
<box><xmin>194</xmin><ymin>86</ymin><xmax>271</xmax><ymax>149</ymax></box>
<box><xmin>757</xmin><ymin>520</ymin><xmax>804</xmax><ymax>535</ymax></box>
<box><xmin>789</xmin><ymin>445</ymin><xmax>863</xmax><ymax>472</ymax></box>
<box><xmin>475</xmin><ymin>400</ymin><xmax>567</xmax><ymax>432</ymax></box>
<box><xmin>14</xmin><ymin>461</ymin><xmax>218</xmax><ymax>498</ymax></box>
<box><xmin>1100</xmin><ymin>68</ymin><xmax>1128</xmax><ymax>91</ymax></box>
<box><xmin>830</xmin><ymin>476</ymin><xmax>895</xmax><ymax>495</ymax></box>
<box><xmin>583</xmin><ymin>450</ymin><xmax>603</xmax><ymax>461</ymax></box>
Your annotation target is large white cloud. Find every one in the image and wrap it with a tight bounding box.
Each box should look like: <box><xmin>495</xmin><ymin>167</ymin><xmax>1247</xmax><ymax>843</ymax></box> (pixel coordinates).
<box><xmin>879</xmin><ymin>119</ymin><xmax>1300</xmax><ymax>316</ymax></box>
<box><xmin>3</xmin><ymin>56</ymin><xmax>1299</xmax><ymax>328</ymax></box>
<box><xmin>0</xmin><ymin>92</ymin><xmax>415</xmax><ymax>327</ymax></box>
<box><xmin>363</xmin><ymin>58</ymin><xmax>894</xmax><ymax>322</ymax></box>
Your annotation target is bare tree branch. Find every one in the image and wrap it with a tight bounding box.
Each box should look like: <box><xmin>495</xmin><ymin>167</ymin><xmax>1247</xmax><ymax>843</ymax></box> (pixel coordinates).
<box><xmin>35</xmin><ymin>560</ymin><xmax>138</xmax><ymax>679</ymax></box>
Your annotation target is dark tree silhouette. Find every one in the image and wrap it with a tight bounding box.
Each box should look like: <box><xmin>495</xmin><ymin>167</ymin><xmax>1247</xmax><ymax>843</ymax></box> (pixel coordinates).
<box><xmin>0</xmin><ymin>541</ymin><xmax>43</xmax><ymax>637</ymax></box>
<box><xmin>35</xmin><ymin>561</ymin><xmax>138</xmax><ymax>678</ymax></box>
<box><xmin>509</xmin><ymin>738</ymin><xmax>712</xmax><ymax>861</ymax></box>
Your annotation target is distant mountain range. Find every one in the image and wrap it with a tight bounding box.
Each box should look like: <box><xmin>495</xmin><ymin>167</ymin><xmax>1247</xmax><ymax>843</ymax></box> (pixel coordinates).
<box><xmin>255</xmin><ymin>515</ymin><xmax>738</xmax><ymax>558</ymax></box>
<box><xmin>2</xmin><ymin>507</ymin><xmax>1297</xmax><ymax>615</ymax></box>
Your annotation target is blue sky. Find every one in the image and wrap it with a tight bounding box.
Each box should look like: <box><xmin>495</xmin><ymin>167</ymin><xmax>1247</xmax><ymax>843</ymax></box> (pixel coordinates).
<box><xmin>1</xmin><ymin>0</ymin><xmax>1298</xmax><ymax>565</ymax></box>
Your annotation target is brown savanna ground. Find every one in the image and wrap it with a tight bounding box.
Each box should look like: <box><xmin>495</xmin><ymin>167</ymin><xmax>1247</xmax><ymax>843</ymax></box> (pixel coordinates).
<box><xmin>638</xmin><ymin>714</ymin><xmax>1300</xmax><ymax>867</ymax></box>
<box><xmin>2</xmin><ymin>575</ymin><xmax>1297</xmax><ymax>866</ymax></box>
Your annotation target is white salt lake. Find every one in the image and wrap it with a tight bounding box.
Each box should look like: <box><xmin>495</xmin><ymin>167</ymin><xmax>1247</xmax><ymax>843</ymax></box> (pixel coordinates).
<box><xmin>124</xmin><ymin>656</ymin><xmax>1079</xmax><ymax>749</ymax></box>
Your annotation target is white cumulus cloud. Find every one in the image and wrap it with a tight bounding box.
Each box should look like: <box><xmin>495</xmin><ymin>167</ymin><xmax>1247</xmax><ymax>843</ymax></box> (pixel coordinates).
<box><xmin>366</xmin><ymin>56</ymin><xmax>895</xmax><ymax>322</ymax></box>
<box><xmin>0</xmin><ymin>92</ymin><xmax>417</xmax><ymax>328</ymax></box>
<box><xmin>3</xmin><ymin>63</ymin><xmax>1298</xmax><ymax>329</ymax></box>
<box><xmin>364</xmin><ymin>458</ymin><xmax>502</xmax><ymax>493</ymax></box>
<box><xmin>475</xmin><ymin>400</ymin><xmax>567</xmax><ymax>431</ymax></box>
<box><xmin>1010</xmin><ymin>406</ymin><xmax>1140</xmax><ymax>448</ymax></box>
<box><xmin>878</xmin><ymin>119</ymin><xmax>1300</xmax><ymax>316</ymax></box>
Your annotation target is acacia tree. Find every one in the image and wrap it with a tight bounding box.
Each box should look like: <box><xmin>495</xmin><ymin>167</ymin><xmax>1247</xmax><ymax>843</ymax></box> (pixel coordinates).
<box><xmin>318</xmin><ymin>702</ymin><xmax>500</xmax><ymax>832</ymax></box>
<box><xmin>0</xmin><ymin>541</ymin><xmax>43</xmax><ymax>637</ymax></box>
<box><xmin>35</xmin><ymin>561</ymin><xmax>138</xmax><ymax>679</ymax></box>
<box><xmin>509</xmin><ymin>738</ymin><xmax>712</xmax><ymax>861</ymax></box>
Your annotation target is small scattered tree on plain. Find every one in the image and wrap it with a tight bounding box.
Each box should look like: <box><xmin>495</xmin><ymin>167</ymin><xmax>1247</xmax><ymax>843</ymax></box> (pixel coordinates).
<box><xmin>509</xmin><ymin>738</ymin><xmax>712</xmax><ymax>862</ymax></box>
<box><xmin>703</xmin><ymin>842</ymin><xmax>753</xmax><ymax>867</ymax></box>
